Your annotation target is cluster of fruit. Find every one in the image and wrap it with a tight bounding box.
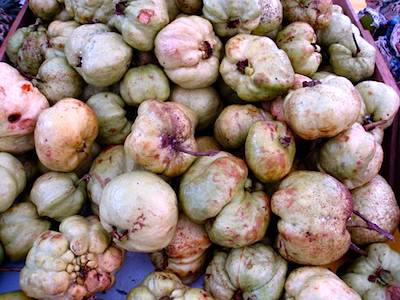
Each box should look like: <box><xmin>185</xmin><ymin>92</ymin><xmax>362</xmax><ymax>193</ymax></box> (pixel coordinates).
<box><xmin>0</xmin><ymin>0</ymin><xmax>400</xmax><ymax>299</ymax></box>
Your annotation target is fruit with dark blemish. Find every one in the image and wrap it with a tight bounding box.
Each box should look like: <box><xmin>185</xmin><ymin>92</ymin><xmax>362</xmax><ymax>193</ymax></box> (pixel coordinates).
<box><xmin>99</xmin><ymin>171</ymin><xmax>178</xmax><ymax>252</ymax></box>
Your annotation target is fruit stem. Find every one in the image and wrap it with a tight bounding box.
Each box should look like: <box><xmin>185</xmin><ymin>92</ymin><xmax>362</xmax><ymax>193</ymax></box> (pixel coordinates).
<box><xmin>352</xmin><ymin>33</ymin><xmax>361</xmax><ymax>55</ymax></box>
<box><xmin>227</xmin><ymin>19</ymin><xmax>240</xmax><ymax>29</ymax></box>
<box><xmin>350</xmin><ymin>243</ymin><xmax>367</xmax><ymax>256</ymax></box>
<box><xmin>161</xmin><ymin>134</ymin><xmax>219</xmax><ymax>157</ymax></box>
<box><xmin>353</xmin><ymin>210</ymin><xmax>394</xmax><ymax>240</ymax></box>
<box><xmin>174</xmin><ymin>144</ymin><xmax>219</xmax><ymax>157</ymax></box>
<box><xmin>233</xmin><ymin>290</ymin><xmax>244</xmax><ymax>300</ymax></box>
<box><xmin>363</xmin><ymin>120</ymin><xmax>387</xmax><ymax>131</ymax></box>
<box><xmin>75</xmin><ymin>174</ymin><xmax>91</xmax><ymax>186</ymax></box>
<box><xmin>112</xmin><ymin>226</ymin><xmax>129</xmax><ymax>241</ymax></box>
<box><xmin>302</xmin><ymin>80</ymin><xmax>321</xmax><ymax>88</ymax></box>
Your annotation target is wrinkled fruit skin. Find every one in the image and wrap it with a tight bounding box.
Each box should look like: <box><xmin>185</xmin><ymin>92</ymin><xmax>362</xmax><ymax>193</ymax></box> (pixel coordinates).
<box><xmin>214</xmin><ymin>104</ymin><xmax>271</xmax><ymax>149</ymax></box>
<box><xmin>127</xmin><ymin>271</ymin><xmax>214</xmax><ymax>299</ymax></box>
<box><xmin>205</xmin><ymin>243</ymin><xmax>287</xmax><ymax>300</ymax></box>
<box><xmin>47</xmin><ymin>20</ymin><xmax>79</xmax><ymax>53</ymax></box>
<box><xmin>202</xmin><ymin>0</ymin><xmax>261</xmax><ymax>37</ymax></box>
<box><xmin>283</xmin><ymin>75</ymin><xmax>361</xmax><ymax>140</ymax></box>
<box><xmin>30</xmin><ymin>172</ymin><xmax>86</xmax><ymax>221</ymax></box>
<box><xmin>6</xmin><ymin>25</ymin><xmax>49</xmax><ymax>77</ymax></box>
<box><xmin>120</xmin><ymin>64</ymin><xmax>170</xmax><ymax>106</ymax></box>
<box><xmin>220</xmin><ymin>34</ymin><xmax>295</xmax><ymax>102</ymax></box>
<box><xmin>150</xmin><ymin>214</ymin><xmax>211</xmax><ymax>284</ymax></box>
<box><xmin>0</xmin><ymin>63</ymin><xmax>49</xmax><ymax>153</ymax></box>
<box><xmin>33</xmin><ymin>56</ymin><xmax>85</xmax><ymax>104</ymax></box>
<box><xmin>180</xmin><ymin>151</ymin><xmax>247</xmax><ymax>224</ymax></box>
<box><xmin>271</xmin><ymin>171</ymin><xmax>352</xmax><ymax>265</ymax></box>
<box><xmin>0</xmin><ymin>152</ymin><xmax>26</xmax><ymax>212</ymax></box>
<box><xmin>252</xmin><ymin>0</ymin><xmax>283</xmax><ymax>38</ymax></box>
<box><xmin>20</xmin><ymin>216</ymin><xmax>124</xmax><ymax>300</ymax></box>
<box><xmin>34</xmin><ymin>98</ymin><xmax>99</xmax><ymax>172</ymax></box>
<box><xmin>285</xmin><ymin>267</ymin><xmax>361</xmax><ymax>300</ymax></box>
<box><xmin>342</xmin><ymin>243</ymin><xmax>400</xmax><ymax>300</ymax></box>
<box><xmin>87</xmin><ymin>92</ymin><xmax>132</xmax><ymax>145</ymax></box>
<box><xmin>317</xmin><ymin>123</ymin><xmax>383</xmax><ymax>189</ymax></box>
<box><xmin>282</xmin><ymin>0</ymin><xmax>333</xmax><ymax>29</ymax></box>
<box><xmin>356</xmin><ymin>81</ymin><xmax>400</xmax><ymax>129</ymax></box>
<box><xmin>155</xmin><ymin>16</ymin><xmax>222</xmax><ymax>89</ymax></box>
<box><xmin>348</xmin><ymin>176</ymin><xmax>400</xmax><ymax>245</ymax></box>
<box><xmin>0</xmin><ymin>202</ymin><xmax>50</xmax><ymax>261</ymax></box>
<box><xmin>329</xmin><ymin>35</ymin><xmax>376</xmax><ymax>83</ymax></box>
<box><xmin>124</xmin><ymin>100</ymin><xmax>198</xmax><ymax>177</ymax></box>
<box><xmin>65</xmin><ymin>24</ymin><xmax>132</xmax><ymax>87</ymax></box>
<box><xmin>276</xmin><ymin>22</ymin><xmax>322</xmax><ymax>77</ymax></box>
<box><xmin>87</xmin><ymin>145</ymin><xmax>142</xmax><ymax>214</ymax></box>
<box><xmin>109</xmin><ymin>0</ymin><xmax>169</xmax><ymax>51</ymax></box>
<box><xmin>171</xmin><ymin>86</ymin><xmax>222</xmax><ymax>130</ymax></box>
<box><xmin>245</xmin><ymin>120</ymin><xmax>296</xmax><ymax>183</ymax></box>
<box><xmin>100</xmin><ymin>171</ymin><xmax>178</xmax><ymax>252</ymax></box>
<box><xmin>64</xmin><ymin>0</ymin><xmax>114</xmax><ymax>24</ymax></box>
<box><xmin>29</xmin><ymin>0</ymin><xmax>63</xmax><ymax>20</ymax></box>
<box><xmin>317</xmin><ymin>8</ymin><xmax>359</xmax><ymax>54</ymax></box>
<box><xmin>180</xmin><ymin>152</ymin><xmax>271</xmax><ymax>248</ymax></box>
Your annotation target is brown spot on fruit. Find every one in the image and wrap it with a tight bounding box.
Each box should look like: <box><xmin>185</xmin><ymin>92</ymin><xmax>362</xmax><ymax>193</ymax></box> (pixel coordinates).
<box><xmin>227</xmin><ymin>19</ymin><xmax>240</xmax><ymax>29</ymax></box>
<box><xmin>115</xmin><ymin>1</ymin><xmax>128</xmax><ymax>15</ymax></box>
<box><xmin>21</xmin><ymin>83</ymin><xmax>32</xmax><ymax>93</ymax></box>
<box><xmin>302</xmin><ymin>80</ymin><xmax>322</xmax><ymax>88</ymax></box>
<box><xmin>236</xmin><ymin>59</ymin><xmax>249</xmax><ymax>74</ymax></box>
<box><xmin>200</xmin><ymin>41</ymin><xmax>213</xmax><ymax>59</ymax></box>
<box><xmin>8</xmin><ymin>113</ymin><xmax>21</xmax><ymax>123</ymax></box>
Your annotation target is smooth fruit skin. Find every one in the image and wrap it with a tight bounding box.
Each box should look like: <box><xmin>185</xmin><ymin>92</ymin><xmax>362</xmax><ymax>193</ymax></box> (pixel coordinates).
<box><xmin>30</xmin><ymin>172</ymin><xmax>86</xmax><ymax>221</ymax></box>
<box><xmin>100</xmin><ymin>171</ymin><xmax>178</xmax><ymax>252</ymax></box>
<box><xmin>35</xmin><ymin>98</ymin><xmax>98</xmax><ymax>172</ymax></box>
<box><xmin>0</xmin><ymin>202</ymin><xmax>50</xmax><ymax>261</ymax></box>
<box><xmin>245</xmin><ymin>120</ymin><xmax>295</xmax><ymax>183</ymax></box>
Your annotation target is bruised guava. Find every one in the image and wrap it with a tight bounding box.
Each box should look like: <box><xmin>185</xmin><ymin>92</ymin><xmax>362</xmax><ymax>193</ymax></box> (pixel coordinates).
<box><xmin>342</xmin><ymin>243</ymin><xmax>400</xmax><ymax>300</ymax></box>
<box><xmin>150</xmin><ymin>214</ymin><xmax>211</xmax><ymax>284</ymax></box>
<box><xmin>245</xmin><ymin>120</ymin><xmax>295</xmax><ymax>183</ymax></box>
<box><xmin>271</xmin><ymin>171</ymin><xmax>352</xmax><ymax>265</ymax></box>
<box><xmin>348</xmin><ymin>176</ymin><xmax>400</xmax><ymax>245</ymax></box>
<box><xmin>205</xmin><ymin>243</ymin><xmax>287</xmax><ymax>300</ymax></box>
<box><xmin>220</xmin><ymin>34</ymin><xmax>295</xmax><ymax>102</ymax></box>
<box><xmin>283</xmin><ymin>75</ymin><xmax>361</xmax><ymax>140</ymax></box>
<box><xmin>282</xmin><ymin>0</ymin><xmax>333</xmax><ymax>29</ymax></box>
<box><xmin>0</xmin><ymin>63</ymin><xmax>49</xmax><ymax>154</ymax></box>
<box><xmin>285</xmin><ymin>267</ymin><xmax>361</xmax><ymax>300</ymax></box>
<box><xmin>20</xmin><ymin>216</ymin><xmax>124</xmax><ymax>300</ymax></box>
<box><xmin>99</xmin><ymin>171</ymin><xmax>178</xmax><ymax>252</ymax></box>
<box><xmin>202</xmin><ymin>0</ymin><xmax>261</xmax><ymax>37</ymax></box>
<box><xmin>124</xmin><ymin>100</ymin><xmax>200</xmax><ymax>177</ymax></box>
<box><xmin>155</xmin><ymin>16</ymin><xmax>222</xmax><ymax>89</ymax></box>
<box><xmin>214</xmin><ymin>104</ymin><xmax>271</xmax><ymax>149</ymax></box>
<box><xmin>317</xmin><ymin>123</ymin><xmax>383</xmax><ymax>189</ymax></box>
<box><xmin>180</xmin><ymin>152</ymin><xmax>271</xmax><ymax>248</ymax></box>
<box><xmin>34</xmin><ymin>98</ymin><xmax>98</xmax><ymax>172</ymax></box>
